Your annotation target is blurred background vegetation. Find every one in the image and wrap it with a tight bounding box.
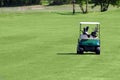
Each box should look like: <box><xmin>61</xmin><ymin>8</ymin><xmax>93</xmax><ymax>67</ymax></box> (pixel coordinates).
<box><xmin>0</xmin><ymin>0</ymin><xmax>119</xmax><ymax>13</ymax></box>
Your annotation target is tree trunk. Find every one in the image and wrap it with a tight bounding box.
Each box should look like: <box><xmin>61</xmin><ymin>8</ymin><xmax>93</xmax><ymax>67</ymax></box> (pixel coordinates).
<box><xmin>0</xmin><ymin>1</ymin><xmax>2</xmax><ymax>7</ymax></box>
<box><xmin>79</xmin><ymin>0</ymin><xmax>88</xmax><ymax>14</ymax></box>
<box><xmin>79</xmin><ymin>5</ymin><xmax>85</xmax><ymax>13</ymax></box>
<box><xmin>73</xmin><ymin>4</ymin><xmax>75</xmax><ymax>14</ymax></box>
<box><xmin>72</xmin><ymin>0</ymin><xmax>75</xmax><ymax>14</ymax></box>
<box><xmin>85</xmin><ymin>0</ymin><xmax>88</xmax><ymax>13</ymax></box>
<box><xmin>100</xmin><ymin>1</ymin><xmax>110</xmax><ymax>12</ymax></box>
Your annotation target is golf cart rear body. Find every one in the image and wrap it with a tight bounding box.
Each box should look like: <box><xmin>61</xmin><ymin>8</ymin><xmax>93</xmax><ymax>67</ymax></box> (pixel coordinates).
<box><xmin>77</xmin><ymin>22</ymin><xmax>100</xmax><ymax>54</ymax></box>
<box><xmin>78</xmin><ymin>39</ymin><xmax>100</xmax><ymax>52</ymax></box>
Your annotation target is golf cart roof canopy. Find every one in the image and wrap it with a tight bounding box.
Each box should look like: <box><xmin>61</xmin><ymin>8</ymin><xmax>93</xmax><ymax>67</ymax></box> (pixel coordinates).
<box><xmin>80</xmin><ymin>22</ymin><xmax>100</xmax><ymax>25</ymax></box>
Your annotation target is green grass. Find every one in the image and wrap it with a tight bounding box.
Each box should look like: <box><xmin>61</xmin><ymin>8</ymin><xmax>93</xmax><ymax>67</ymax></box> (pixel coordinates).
<box><xmin>0</xmin><ymin>6</ymin><xmax>120</xmax><ymax>80</ymax></box>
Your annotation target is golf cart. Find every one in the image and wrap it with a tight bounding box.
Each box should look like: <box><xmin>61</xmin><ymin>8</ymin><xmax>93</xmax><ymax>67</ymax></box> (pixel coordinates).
<box><xmin>77</xmin><ymin>22</ymin><xmax>100</xmax><ymax>55</ymax></box>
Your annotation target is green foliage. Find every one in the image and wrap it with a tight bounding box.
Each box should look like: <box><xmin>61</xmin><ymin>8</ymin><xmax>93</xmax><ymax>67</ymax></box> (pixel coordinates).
<box><xmin>41</xmin><ymin>0</ymin><xmax>49</xmax><ymax>5</ymax></box>
<box><xmin>47</xmin><ymin>0</ymin><xmax>71</xmax><ymax>5</ymax></box>
<box><xmin>76</xmin><ymin>0</ymin><xmax>85</xmax><ymax>5</ymax></box>
<box><xmin>46</xmin><ymin>0</ymin><xmax>119</xmax><ymax>12</ymax></box>
<box><xmin>92</xmin><ymin>0</ymin><xmax>120</xmax><ymax>12</ymax></box>
<box><xmin>0</xmin><ymin>0</ymin><xmax>41</xmax><ymax>7</ymax></box>
<box><xmin>110</xmin><ymin>0</ymin><xmax>120</xmax><ymax>7</ymax></box>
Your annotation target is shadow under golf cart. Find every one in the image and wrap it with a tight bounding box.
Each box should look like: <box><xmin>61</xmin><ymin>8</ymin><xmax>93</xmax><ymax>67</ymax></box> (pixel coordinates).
<box><xmin>57</xmin><ymin>52</ymin><xmax>98</xmax><ymax>55</ymax></box>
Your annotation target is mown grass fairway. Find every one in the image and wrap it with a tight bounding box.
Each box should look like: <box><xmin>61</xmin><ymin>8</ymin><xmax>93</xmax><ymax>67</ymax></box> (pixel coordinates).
<box><xmin>0</xmin><ymin>6</ymin><xmax>120</xmax><ymax>80</ymax></box>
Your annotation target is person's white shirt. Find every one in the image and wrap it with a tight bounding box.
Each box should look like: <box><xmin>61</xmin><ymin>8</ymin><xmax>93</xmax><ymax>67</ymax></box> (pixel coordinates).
<box><xmin>80</xmin><ymin>34</ymin><xmax>88</xmax><ymax>39</ymax></box>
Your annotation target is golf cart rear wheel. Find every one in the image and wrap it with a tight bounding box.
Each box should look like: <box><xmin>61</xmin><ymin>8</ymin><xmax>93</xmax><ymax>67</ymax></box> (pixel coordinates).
<box><xmin>96</xmin><ymin>47</ymin><xmax>100</xmax><ymax>55</ymax></box>
<box><xmin>78</xmin><ymin>47</ymin><xmax>84</xmax><ymax>54</ymax></box>
<box><xmin>77</xmin><ymin>51</ymin><xmax>80</xmax><ymax>54</ymax></box>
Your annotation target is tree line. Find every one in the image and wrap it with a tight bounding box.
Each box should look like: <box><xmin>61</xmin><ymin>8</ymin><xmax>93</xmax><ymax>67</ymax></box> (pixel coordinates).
<box><xmin>0</xmin><ymin>0</ymin><xmax>41</xmax><ymax>7</ymax></box>
<box><xmin>0</xmin><ymin>0</ymin><xmax>119</xmax><ymax>13</ymax></box>
<box><xmin>48</xmin><ymin>0</ymin><xmax>119</xmax><ymax>13</ymax></box>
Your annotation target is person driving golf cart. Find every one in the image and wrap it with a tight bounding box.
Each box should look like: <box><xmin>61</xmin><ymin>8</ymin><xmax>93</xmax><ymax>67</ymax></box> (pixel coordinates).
<box><xmin>91</xmin><ymin>26</ymin><xmax>98</xmax><ymax>38</ymax></box>
<box><xmin>80</xmin><ymin>26</ymin><xmax>89</xmax><ymax>39</ymax></box>
<box><xmin>81</xmin><ymin>26</ymin><xmax>98</xmax><ymax>39</ymax></box>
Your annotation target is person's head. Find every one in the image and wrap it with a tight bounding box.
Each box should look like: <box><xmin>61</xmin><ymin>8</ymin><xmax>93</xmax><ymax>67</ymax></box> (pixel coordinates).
<box><xmin>83</xmin><ymin>26</ymin><xmax>89</xmax><ymax>34</ymax></box>
<box><xmin>91</xmin><ymin>32</ymin><xmax>97</xmax><ymax>37</ymax></box>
